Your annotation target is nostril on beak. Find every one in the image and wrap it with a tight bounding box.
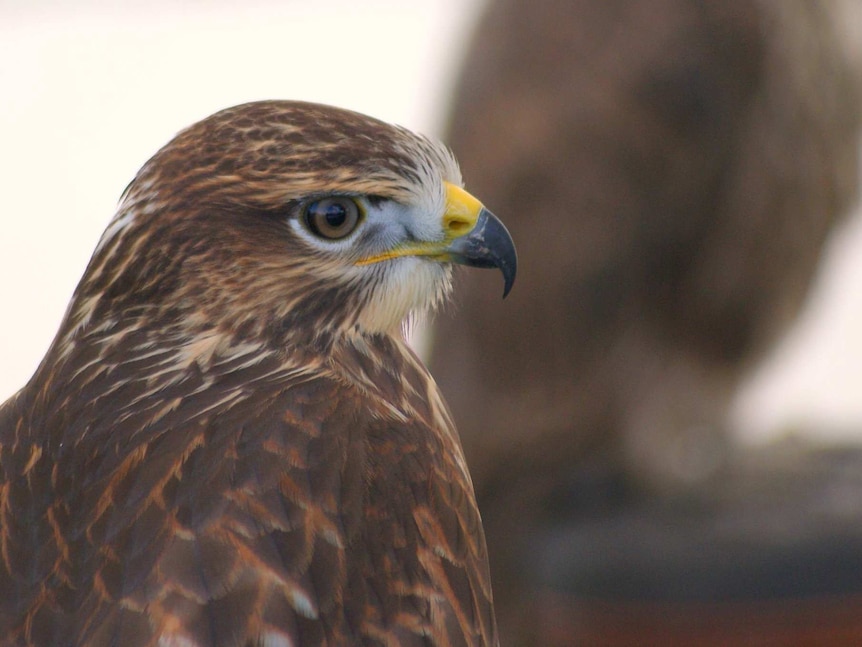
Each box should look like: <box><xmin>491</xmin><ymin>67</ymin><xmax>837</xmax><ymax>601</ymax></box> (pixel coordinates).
<box><xmin>445</xmin><ymin>215</ymin><xmax>473</xmax><ymax>235</ymax></box>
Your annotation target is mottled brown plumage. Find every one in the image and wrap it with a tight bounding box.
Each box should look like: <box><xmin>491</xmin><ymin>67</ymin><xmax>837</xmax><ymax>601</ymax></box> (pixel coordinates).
<box><xmin>0</xmin><ymin>101</ymin><xmax>513</xmax><ymax>646</ymax></box>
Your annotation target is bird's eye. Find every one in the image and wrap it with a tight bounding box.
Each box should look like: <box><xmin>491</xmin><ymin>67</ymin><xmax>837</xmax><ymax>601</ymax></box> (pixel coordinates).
<box><xmin>303</xmin><ymin>197</ymin><xmax>363</xmax><ymax>240</ymax></box>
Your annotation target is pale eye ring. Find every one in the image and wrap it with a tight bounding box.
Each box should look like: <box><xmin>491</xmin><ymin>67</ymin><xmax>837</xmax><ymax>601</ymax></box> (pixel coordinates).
<box><xmin>303</xmin><ymin>197</ymin><xmax>363</xmax><ymax>240</ymax></box>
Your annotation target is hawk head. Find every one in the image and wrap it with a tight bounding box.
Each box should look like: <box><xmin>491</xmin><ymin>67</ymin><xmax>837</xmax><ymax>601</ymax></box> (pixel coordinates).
<box><xmin>62</xmin><ymin>101</ymin><xmax>516</xmax><ymax>353</ymax></box>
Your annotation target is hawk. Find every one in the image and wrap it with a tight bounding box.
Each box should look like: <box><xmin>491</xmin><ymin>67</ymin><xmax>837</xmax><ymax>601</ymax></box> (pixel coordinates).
<box><xmin>0</xmin><ymin>101</ymin><xmax>515</xmax><ymax>646</ymax></box>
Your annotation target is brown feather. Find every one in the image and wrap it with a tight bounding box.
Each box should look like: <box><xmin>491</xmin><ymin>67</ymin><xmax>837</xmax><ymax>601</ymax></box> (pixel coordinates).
<box><xmin>0</xmin><ymin>101</ymin><xmax>497</xmax><ymax>646</ymax></box>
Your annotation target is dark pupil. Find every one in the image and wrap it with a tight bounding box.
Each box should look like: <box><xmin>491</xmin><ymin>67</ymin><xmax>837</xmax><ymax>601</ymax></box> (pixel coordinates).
<box><xmin>324</xmin><ymin>202</ymin><xmax>347</xmax><ymax>228</ymax></box>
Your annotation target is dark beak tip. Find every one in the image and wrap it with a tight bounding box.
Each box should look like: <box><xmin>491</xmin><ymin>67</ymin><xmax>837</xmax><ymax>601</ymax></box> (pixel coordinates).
<box><xmin>501</xmin><ymin>257</ymin><xmax>517</xmax><ymax>299</ymax></box>
<box><xmin>490</xmin><ymin>212</ymin><xmax>517</xmax><ymax>299</ymax></box>
<box><xmin>447</xmin><ymin>207</ymin><xmax>518</xmax><ymax>298</ymax></box>
<box><xmin>502</xmin><ymin>278</ymin><xmax>514</xmax><ymax>299</ymax></box>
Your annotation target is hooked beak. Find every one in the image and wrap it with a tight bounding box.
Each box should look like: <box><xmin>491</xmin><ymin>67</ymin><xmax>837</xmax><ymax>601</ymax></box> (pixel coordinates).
<box><xmin>440</xmin><ymin>183</ymin><xmax>517</xmax><ymax>298</ymax></box>
<box><xmin>445</xmin><ymin>204</ymin><xmax>517</xmax><ymax>298</ymax></box>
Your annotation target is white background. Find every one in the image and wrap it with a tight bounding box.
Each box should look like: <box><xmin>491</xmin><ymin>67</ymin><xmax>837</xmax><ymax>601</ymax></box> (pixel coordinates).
<box><xmin>2</xmin><ymin>0</ymin><xmax>862</xmax><ymax>444</ymax></box>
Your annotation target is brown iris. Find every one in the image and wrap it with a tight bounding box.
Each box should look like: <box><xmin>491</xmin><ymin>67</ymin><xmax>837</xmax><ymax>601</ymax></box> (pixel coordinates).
<box><xmin>303</xmin><ymin>197</ymin><xmax>363</xmax><ymax>240</ymax></box>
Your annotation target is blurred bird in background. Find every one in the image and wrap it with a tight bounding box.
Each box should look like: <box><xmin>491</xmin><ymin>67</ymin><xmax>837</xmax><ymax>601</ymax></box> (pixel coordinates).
<box><xmin>431</xmin><ymin>1</ymin><xmax>861</xmax><ymax>644</ymax></box>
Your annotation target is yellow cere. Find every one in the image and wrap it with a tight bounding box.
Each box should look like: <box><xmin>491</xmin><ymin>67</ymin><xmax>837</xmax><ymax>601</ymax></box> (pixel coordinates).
<box><xmin>442</xmin><ymin>183</ymin><xmax>483</xmax><ymax>237</ymax></box>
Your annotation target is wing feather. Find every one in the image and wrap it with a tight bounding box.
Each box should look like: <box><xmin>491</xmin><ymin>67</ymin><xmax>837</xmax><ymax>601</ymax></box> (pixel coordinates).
<box><xmin>0</xmin><ymin>329</ymin><xmax>495</xmax><ymax>646</ymax></box>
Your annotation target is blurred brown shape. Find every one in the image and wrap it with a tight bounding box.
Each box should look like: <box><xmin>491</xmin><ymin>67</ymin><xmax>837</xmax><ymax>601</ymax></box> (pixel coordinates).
<box><xmin>536</xmin><ymin>594</ymin><xmax>862</xmax><ymax>647</ymax></box>
<box><xmin>431</xmin><ymin>0</ymin><xmax>861</xmax><ymax>643</ymax></box>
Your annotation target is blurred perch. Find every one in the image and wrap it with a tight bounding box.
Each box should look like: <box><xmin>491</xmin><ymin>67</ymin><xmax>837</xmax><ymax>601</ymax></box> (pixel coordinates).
<box><xmin>431</xmin><ymin>0</ymin><xmax>860</xmax><ymax>643</ymax></box>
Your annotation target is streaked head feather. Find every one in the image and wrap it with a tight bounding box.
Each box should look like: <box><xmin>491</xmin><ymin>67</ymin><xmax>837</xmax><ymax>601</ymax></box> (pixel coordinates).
<box><xmin>57</xmin><ymin>101</ymin><xmax>463</xmax><ymax>359</ymax></box>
